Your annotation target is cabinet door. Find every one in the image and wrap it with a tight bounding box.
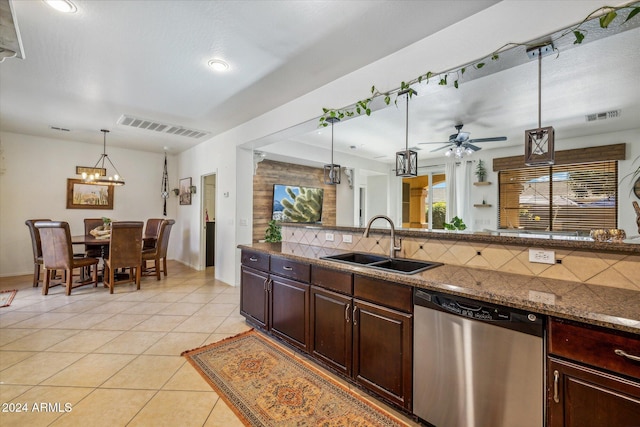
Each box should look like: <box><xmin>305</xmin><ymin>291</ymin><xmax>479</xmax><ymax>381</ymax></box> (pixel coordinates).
<box><xmin>240</xmin><ymin>266</ymin><xmax>269</xmax><ymax>329</ymax></box>
<box><xmin>270</xmin><ymin>275</ymin><xmax>310</xmax><ymax>352</ymax></box>
<box><xmin>353</xmin><ymin>299</ymin><xmax>413</xmax><ymax>410</ymax></box>
<box><xmin>548</xmin><ymin>357</ymin><xmax>640</xmax><ymax>427</ymax></box>
<box><xmin>310</xmin><ymin>286</ymin><xmax>353</xmax><ymax>377</ymax></box>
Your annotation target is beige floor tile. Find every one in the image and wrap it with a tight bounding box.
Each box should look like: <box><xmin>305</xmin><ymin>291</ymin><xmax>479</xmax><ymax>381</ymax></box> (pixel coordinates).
<box><xmin>195</xmin><ymin>302</ymin><xmax>238</xmax><ymax>317</ymax></box>
<box><xmin>0</xmin><ymin>311</ymin><xmax>40</xmax><ymax>327</ymax></box>
<box><xmin>204</xmin><ymin>399</ymin><xmax>245</xmax><ymax>427</ymax></box>
<box><xmin>0</xmin><ymin>328</ymin><xmax>36</xmax><ymax>347</ymax></box>
<box><xmin>144</xmin><ymin>331</ymin><xmax>210</xmax><ymax>356</ymax></box>
<box><xmin>80</xmin><ymin>300</ymin><xmax>139</xmax><ymax>314</ymax></box>
<box><xmin>172</xmin><ymin>314</ymin><xmax>227</xmax><ymax>333</ymax></box>
<box><xmin>179</xmin><ymin>293</ymin><xmax>217</xmax><ymax>304</ymax></box>
<box><xmin>93</xmin><ymin>330</ymin><xmax>166</xmax><ymax>354</ymax></box>
<box><xmin>131</xmin><ymin>314</ymin><xmax>189</xmax><ymax>332</ymax></box>
<box><xmin>0</xmin><ymin>350</ymin><xmax>37</xmax><ymax>370</ymax></box>
<box><xmin>45</xmin><ymin>312</ymin><xmax>116</xmax><ymax>330</ymax></box>
<box><xmin>9</xmin><ymin>312</ymin><xmax>80</xmax><ymax>329</ymax></box>
<box><xmin>42</xmin><ymin>353</ymin><xmax>136</xmax><ymax>387</ymax></box>
<box><xmin>49</xmin><ymin>388</ymin><xmax>156</xmax><ymax>427</ymax></box>
<box><xmin>210</xmin><ymin>293</ymin><xmax>240</xmax><ymax>304</ymax></box>
<box><xmin>162</xmin><ymin>363</ymin><xmax>216</xmax><ymax>392</ymax></box>
<box><xmin>0</xmin><ymin>385</ymin><xmax>93</xmax><ymax>427</ymax></box>
<box><xmin>144</xmin><ymin>292</ymin><xmax>190</xmax><ymax>303</ymax></box>
<box><xmin>128</xmin><ymin>390</ymin><xmax>218</xmax><ymax>426</ymax></box>
<box><xmin>0</xmin><ymin>384</ymin><xmax>33</xmax><ymax>402</ymax></box>
<box><xmin>159</xmin><ymin>301</ymin><xmax>206</xmax><ymax>316</ymax></box>
<box><xmin>0</xmin><ymin>352</ymin><xmax>84</xmax><ymax>385</ymax></box>
<box><xmin>120</xmin><ymin>301</ymin><xmax>171</xmax><ymax>315</ymax></box>
<box><xmin>214</xmin><ymin>316</ymin><xmax>252</xmax><ymax>335</ymax></box>
<box><xmin>88</xmin><ymin>313</ymin><xmax>151</xmax><ymax>330</ymax></box>
<box><xmin>1</xmin><ymin>329</ymin><xmax>80</xmax><ymax>351</ymax></box>
<box><xmin>49</xmin><ymin>299</ymin><xmax>106</xmax><ymax>313</ymax></box>
<box><xmin>46</xmin><ymin>330</ymin><xmax>123</xmax><ymax>353</ymax></box>
<box><xmin>101</xmin><ymin>355</ymin><xmax>184</xmax><ymax>389</ymax></box>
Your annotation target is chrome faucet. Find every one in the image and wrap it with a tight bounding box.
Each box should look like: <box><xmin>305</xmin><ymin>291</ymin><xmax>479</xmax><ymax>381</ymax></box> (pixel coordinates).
<box><xmin>363</xmin><ymin>215</ymin><xmax>401</xmax><ymax>259</ymax></box>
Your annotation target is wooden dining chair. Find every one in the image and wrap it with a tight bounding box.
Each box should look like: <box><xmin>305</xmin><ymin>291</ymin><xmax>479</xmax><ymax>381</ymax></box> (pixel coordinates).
<box><xmin>35</xmin><ymin>221</ymin><xmax>99</xmax><ymax>296</ymax></box>
<box><xmin>143</xmin><ymin>218</ymin><xmax>163</xmax><ymax>250</ymax></box>
<box><xmin>104</xmin><ymin>221</ymin><xmax>144</xmax><ymax>294</ymax></box>
<box><xmin>142</xmin><ymin>219</ymin><xmax>174</xmax><ymax>280</ymax></box>
<box><xmin>25</xmin><ymin>218</ymin><xmax>51</xmax><ymax>287</ymax></box>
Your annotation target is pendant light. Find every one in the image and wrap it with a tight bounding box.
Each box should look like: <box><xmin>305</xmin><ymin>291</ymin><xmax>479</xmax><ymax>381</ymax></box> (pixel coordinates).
<box><xmin>324</xmin><ymin>117</ymin><xmax>341</xmax><ymax>185</ymax></box>
<box><xmin>81</xmin><ymin>129</ymin><xmax>125</xmax><ymax>186</ymax></box>
<box><xmin>161</xmin><ymin>152</ymin><xmax>169</xmax><ymax>216</ymax></box>
<box><xmin>396</xmin><ymin>88</ymin><xmax>418</xmax><ymax>177</ymax></box>
<box><xmin>524</xmin><ymin>43</ymin><xmax>555</xmax><ymax>166</ymax></box>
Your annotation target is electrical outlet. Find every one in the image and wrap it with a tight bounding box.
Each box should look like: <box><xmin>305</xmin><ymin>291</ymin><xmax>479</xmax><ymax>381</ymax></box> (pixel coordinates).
<box><xmin>325</xmin><ymin>233</ymin><xmax>334</xmax><ymax>242</ymax></box>
<box><xmin>343</xmin><ymin>234</ymin><xmax>352</xmax><ymax>243</ymax></box>
<box><xmin>529</xmin><ymin>249</ymin><xmax>555</xmax><ymax>264</ymax></box>
<box><xmin>528</xmin><ymin>290</ymin><xmax>556</xmax><ymax>305</ymax></box>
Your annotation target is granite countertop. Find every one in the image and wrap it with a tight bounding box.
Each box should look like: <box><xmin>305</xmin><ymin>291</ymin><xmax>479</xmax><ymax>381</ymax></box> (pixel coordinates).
<box><xmin>239</xmin><ymin>242</ymin><xmax>640</xmax><ymax>335</ymax></box>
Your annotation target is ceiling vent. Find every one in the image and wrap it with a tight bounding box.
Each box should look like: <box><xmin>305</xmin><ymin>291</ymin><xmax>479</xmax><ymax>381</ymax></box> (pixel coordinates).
<box><xmin>117</xmin><ymin>115</ymin><xmax>210</xmax><ymax>139</ymax></box>
<box><xmin>585</xmin><ymin>109</ymin><xmax>621</xmax><ymax>122</ymax></box>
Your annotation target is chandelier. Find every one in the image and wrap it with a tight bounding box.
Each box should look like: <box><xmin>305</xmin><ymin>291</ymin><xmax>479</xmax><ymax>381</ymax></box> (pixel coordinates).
<box><xmin>323</xmin><ymin>117</ymin><xmax>341</xmax><ymax>185</ymax></box>
<box><xmin>81</xmin><ymin>129</ymin><xmax>125</xmax><ymax>186</ymax></box>
<box><xmin>396</xmin><ymin>88</ymin><xmax>418</xmax><ymax>177</ymax></box>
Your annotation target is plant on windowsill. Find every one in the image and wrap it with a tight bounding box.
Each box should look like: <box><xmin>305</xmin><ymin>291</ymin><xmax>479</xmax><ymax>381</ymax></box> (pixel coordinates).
<box><xmin>265</xmin><ymin>220</ymin><xmax>282</xmax><ymax>243</ymax></box>
<box><xmin>443</xmin><ymin>216</ymin><xmax>467</xmax><ymax>231</ymax></box>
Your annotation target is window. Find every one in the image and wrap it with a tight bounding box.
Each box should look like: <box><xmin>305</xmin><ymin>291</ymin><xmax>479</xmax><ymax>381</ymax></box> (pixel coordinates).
<box><xmin>499</xmin><ymin>161</ymin><xmax>617</xmax><ymax>233</ymax></box>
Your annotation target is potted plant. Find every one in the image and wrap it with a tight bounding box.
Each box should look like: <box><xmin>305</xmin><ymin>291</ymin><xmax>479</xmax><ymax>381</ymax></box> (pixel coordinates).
<box><xmin>264</xmin><ymin>220</ymin><xmax>282</xmax><ymax>243</ymax></box>
<box><xmin>443</xmin><ymin>216</ymin><xmax>467</xmax><ymax>231</ymax></box>
<box><xmin>475</xmin><ymin>160</ymin><xmax>487</xmax><ymax>182</ymax></box>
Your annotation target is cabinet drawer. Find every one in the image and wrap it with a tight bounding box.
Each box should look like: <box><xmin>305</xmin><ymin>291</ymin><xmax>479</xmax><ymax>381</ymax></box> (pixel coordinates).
<box><xmin>311</xmin><ymin>265</ymin><xmax>352</xmax><ymax>295</ymax></box>
<box><xmin>241</xmin><ymin>250</ymin><xmax>269</xmax><ymax>271</ymax></box>
<box><xmin>270</xmin><ymin>256</ymin><xmax>310</xmax><ymax>283</ymax></box>
<box><xmin>354</xmin><ymin>275</ymin><xmax>413</xmax><ymax>313</ymax></box>
<box><xmin>549</xmin><ymin>317</ymin><xmax>640</xmax><ymax>380</ymax></box>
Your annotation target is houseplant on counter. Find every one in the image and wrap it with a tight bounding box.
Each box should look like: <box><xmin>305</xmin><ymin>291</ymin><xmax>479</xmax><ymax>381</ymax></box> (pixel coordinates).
<box><xmin>264</xmin><ymin>220</ymin><xmax>282</xmax><ymax>243</ymax></box>
<box><xmin>444</xmin><ymin>216</ymin><xmax>467</xmax><ymax>231</ymax></box>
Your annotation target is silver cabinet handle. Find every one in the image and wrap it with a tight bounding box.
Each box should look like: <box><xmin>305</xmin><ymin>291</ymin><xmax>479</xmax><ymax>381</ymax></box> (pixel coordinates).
<box><xmin>614</xmin><ymin>349</ymin><xmax>640</xmax><ymax>362</ymax></box>
<box><xmin>263</xmin><ymin>277</ymin><xmax>268</xmax><ymax>292</ymax></box>
<box><xmin>282</xmin><ymin>266</ymin><xmax>293</xmax><ymax>271</ymax></box>
<box><xmin>353</xmin><ymin>306</ymin><xmax>358</xmax><ymax>326</ymax></box>
<box><xmin>345</xmin><ymin>303</ymin><xmax>350</xmax><ymax>323</ymax></box>
<box><xmin>553</xmin><ymin>370</ymin><xmax>560</xmax><ymax>403</ymax></box>
<box><xmin>249</xmin><ymin>257</ymin><xmax>258</xmax><ymax>262</ymax></box>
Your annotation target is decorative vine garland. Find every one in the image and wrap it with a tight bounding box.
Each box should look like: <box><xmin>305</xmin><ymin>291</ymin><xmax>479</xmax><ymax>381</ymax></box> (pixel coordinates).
<box><xmin>318</xmin><ymin>3</ymin><xmax>640</xmax><ymax>127</ymax></box>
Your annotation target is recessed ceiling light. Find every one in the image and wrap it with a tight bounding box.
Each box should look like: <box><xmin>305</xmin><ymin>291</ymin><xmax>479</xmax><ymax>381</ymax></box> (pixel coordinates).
<box><xmin>208</xmin><ymin>59</ymin><xmax>230</xmax><ymax>72</ymax></box>
<box><xmin>43</xmin><ymin>0</ymin><xmax>77</xmax><ymax>13</ymax></box>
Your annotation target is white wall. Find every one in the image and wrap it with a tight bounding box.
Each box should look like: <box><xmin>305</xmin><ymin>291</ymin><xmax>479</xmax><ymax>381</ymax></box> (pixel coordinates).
<box><xmin>0</xmin><ymin>131</ymin><xmax>178</xmax><ymax>277</ymax></box>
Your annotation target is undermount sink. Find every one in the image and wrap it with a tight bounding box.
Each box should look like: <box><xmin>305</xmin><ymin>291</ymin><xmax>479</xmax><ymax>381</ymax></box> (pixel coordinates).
<box><xmin>321</xmin><ymin>252</ymin><xmax>442</xmax><ymax>275</ymax></box>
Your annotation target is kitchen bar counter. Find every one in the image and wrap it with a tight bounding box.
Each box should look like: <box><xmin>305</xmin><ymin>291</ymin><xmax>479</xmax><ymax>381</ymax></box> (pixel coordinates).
<box><xmin>239</xmin><ymin>242</ymin><xmax>640</xmax><ymax>334</ymax></box>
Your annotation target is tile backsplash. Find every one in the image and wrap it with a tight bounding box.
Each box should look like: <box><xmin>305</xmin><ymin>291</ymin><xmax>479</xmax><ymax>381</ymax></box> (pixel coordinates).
<box><xmin>282</xmin><ymin>226</ymin><xmax>640</xmax><ymax>292</ymax></box>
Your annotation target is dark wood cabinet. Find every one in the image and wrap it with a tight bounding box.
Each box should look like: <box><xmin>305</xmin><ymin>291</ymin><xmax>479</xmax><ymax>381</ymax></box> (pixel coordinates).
<box><xmin>310</xmin><ymin>285</ymin><xmax>353</xmax><ymax>377</ymax></box>
<box><xmin>270</xmin><ymin>275</ymin><xmax>309</xmax><ymax>352</ymax></box>
<box><xmin>240</xmin><ymin>266</ymin><xmax>269</xmax><ymax>329</ymax></box>
<box><xmin>547</xmin><ymin>317</ymin><xmax>640</xmax><ymax>427</ymax></box>
<box><xmin>353</xmin><ymin>299</ymin><xmax>413</xmax><ymax>410</ymax></box>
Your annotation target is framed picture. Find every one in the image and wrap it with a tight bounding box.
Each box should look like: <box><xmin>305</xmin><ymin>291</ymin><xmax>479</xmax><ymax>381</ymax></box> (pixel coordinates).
<box><xmin>66</xmin><ymin>178</ymin><xmax>114</xmax><ymax>209</ymax></box>
<box><xmin>179</xmin><ymin>177</ymin><xmax>192</xmax><ymax>205</ymax></box>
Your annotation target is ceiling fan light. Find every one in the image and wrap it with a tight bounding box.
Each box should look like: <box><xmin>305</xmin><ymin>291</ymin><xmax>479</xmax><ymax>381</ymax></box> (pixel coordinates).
<box><xmin>465</xmin><ymin>147</ymin><xmax>474</xmax><ymax>155</ymax></box>
<box><xmin>44</xmin><ymin>0</ymin><xmax>77</xmax><ymax>13</ymax></box>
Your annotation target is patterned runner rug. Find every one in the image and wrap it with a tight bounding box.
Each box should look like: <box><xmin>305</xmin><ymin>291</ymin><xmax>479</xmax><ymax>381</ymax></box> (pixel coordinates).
<box><xmin>182</xmin><ymin>329</ymin><xmax>410</xmax><ymax>426</ymax></box>
<box><xmin>0</xmin><ymin>290</ymin><xmax>17</xmax><ymax>308</ymax></box>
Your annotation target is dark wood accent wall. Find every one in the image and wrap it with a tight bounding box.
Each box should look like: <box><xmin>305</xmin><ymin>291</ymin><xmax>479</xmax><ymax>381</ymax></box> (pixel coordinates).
<box><xmin>252</xmin><ymin>160</ymin><xmax>336</xmax><ymax>242</ymax></box>
<box><xmin>492</xmin><ymin>143</ymin><xmax>626</xmax><ymax>171</ymax></box>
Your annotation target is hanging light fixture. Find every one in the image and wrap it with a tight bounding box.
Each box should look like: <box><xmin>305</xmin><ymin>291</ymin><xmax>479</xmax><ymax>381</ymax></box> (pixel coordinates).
<box><xmin>396</xmin><ymin>88</ymin><xmax>418</xmax><ymax>177</ymax></box>
<box><xmin>524</xmin><ymin>43</ymin><xmax>555</xmax><ymax>166</ymax></box>
<box><xmin>324</xmin><ymin>117</ymin><xmax>341</xmax><ymax>185</ymax></box>
<box><xmin>81</xmin><ymin>129</ymin><xmax>125</xmax><ymax>186</ymax></box>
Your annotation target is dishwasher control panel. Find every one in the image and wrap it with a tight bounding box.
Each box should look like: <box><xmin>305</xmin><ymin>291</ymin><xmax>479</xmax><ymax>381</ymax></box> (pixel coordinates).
<box><xmin>437</xmin><ymin>295</ymin><xmax>510</xmax><ymax>321</ymax></box>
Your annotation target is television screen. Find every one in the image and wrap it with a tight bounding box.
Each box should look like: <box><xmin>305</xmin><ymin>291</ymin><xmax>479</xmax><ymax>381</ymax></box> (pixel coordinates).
<box><xmin>272</xmin><ymin>184</ymin><xmax>324</xmax><ymax>223</ymax></box>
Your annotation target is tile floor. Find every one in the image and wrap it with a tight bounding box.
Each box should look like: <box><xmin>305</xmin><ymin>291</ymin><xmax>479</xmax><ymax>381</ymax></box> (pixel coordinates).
<box><xmin>0</xmin><ymin>262</ymin><xmax>418</xmax><ymax>426</ymax></box>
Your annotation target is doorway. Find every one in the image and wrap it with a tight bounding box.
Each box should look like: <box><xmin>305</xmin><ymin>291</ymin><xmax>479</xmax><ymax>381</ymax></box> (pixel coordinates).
<box><xmin>202</xmin><ymin>174</ymin><xmax>216</xmax><ymax>268</ymax></box>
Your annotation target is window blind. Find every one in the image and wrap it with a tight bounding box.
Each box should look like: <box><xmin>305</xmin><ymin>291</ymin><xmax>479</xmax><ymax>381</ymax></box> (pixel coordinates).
<box><xmin>498</xmin><ymin>161</ymin><xmax>617</xmax><ymax>233</ymax></box>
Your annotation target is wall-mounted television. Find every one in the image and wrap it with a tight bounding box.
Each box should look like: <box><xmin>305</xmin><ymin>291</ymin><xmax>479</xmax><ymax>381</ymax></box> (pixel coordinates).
<box><xmin>272</xmin><ymin>184</ymin><xmax>324</xmax><ymax>223</ymax></box>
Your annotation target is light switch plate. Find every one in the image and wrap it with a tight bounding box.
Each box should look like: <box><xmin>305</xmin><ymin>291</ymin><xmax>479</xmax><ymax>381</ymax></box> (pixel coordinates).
<box><xmin>343</xmin><ymin>234</ymin><xmax>352</xmax><ymax>243</ymax></box>
<box><xmin>529</xmin><ymin>249</ymin><xmax>555</xmax><ymax>264</ymax></box>
<box><xmin>325</xmin><ymin>233</ymin><xmax>334</xmax><ymax>242</ymax></box>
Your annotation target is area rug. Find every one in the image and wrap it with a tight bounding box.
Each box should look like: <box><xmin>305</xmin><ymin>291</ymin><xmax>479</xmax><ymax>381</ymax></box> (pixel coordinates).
<box><xmin>0</xmin><ymin>289</ymin><xmax>17</xmax><ymax>308</ymax></box>
<box><xmin>182</xmin><ymin>329</ymin><xmax>410</xmax><ymax>427</ymax></box>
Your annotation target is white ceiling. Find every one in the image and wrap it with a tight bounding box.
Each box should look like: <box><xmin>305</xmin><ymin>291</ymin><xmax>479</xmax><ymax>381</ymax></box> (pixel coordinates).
<box><xmin>265</xmin><ymin>15</ymin><xmax>640</xmax><ymax>165</ymax></box>
<box><xmin>0</xmin><ymin>0</ymin><xmax>501</xmax><ymax>153</ymax></box>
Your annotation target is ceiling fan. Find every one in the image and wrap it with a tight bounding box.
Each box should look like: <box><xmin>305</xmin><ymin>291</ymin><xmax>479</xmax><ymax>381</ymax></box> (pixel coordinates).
<box><xmin>419</xmin><ymin>124</ymin><xmax>507</xmax><ymax>157</ymax></box>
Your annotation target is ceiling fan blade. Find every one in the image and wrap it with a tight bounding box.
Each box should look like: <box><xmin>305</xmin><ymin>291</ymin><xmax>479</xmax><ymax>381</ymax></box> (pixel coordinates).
<box><xmin>467</xmin><ymin>136</ymin><xmax>507</xmax><ymax>143</ymax></box>
<box><xmin>418</xmin><ymin>141</ymin><xmax>449</xmax><ymax>145</ymax></box>
<box><xmin>430</xmin><ymin>144</ymin><xmax>452</xmax><ymax>152</ymax></box>
<box><xmin>464</xmin><ymin>143</ymin><xmax>482</xmax><ymax>151</ymax></box>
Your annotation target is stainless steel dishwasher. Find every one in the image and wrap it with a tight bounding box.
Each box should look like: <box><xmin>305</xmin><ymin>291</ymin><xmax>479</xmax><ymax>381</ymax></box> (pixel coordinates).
<box><xmin>413</xmin><ymin>289</ymin><xmax>544</xmax><ymax>427</ymax></box>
